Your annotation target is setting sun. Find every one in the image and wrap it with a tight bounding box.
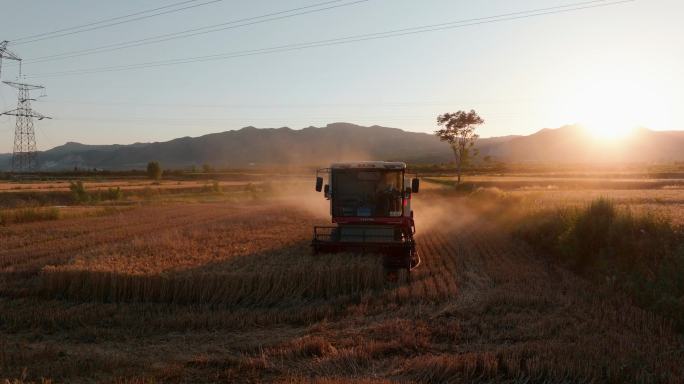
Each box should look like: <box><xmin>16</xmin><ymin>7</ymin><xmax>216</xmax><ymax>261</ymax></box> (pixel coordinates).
<box><xmin>573</xmin><ymin>72</ymin><xmax>652</xmax><ymax>141</ymax></box>
<box><xmin>546</xmin><ymin>48</ymin><xmax>677</xmax><ymax>142</ymax></box>
<box><xmin>580</xmin><ymin>113</ymin><xmax>638</xmax><ymax>141</ymax></box>
<box><xmin>572</xmin><ymin>74</ymin><xmax>670</xmax><ymax>140</ymax></box>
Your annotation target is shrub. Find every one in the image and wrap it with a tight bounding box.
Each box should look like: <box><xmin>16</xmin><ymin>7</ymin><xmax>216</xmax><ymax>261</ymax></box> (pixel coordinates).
<box><xmin>102</xmin><ymin>187</ymin><xmax>123</xmax><ymax>201</ymax></box>
<box><xmin>69</xmin><ymin>181</ymin><xmax>90</xmax><ymax>204</ymax></box>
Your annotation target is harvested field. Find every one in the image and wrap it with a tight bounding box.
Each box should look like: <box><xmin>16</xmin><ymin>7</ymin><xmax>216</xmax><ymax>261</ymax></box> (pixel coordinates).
<box><xmin>1</xmin><ymin>185</ymin><xmax>682</xmax><ymax>383</ymax></box>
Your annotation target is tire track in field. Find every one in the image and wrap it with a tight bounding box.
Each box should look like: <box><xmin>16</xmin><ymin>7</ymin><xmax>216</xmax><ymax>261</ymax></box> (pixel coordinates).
<box><xmin>415</xmin><ymin>235</ymin><xmax>440</xmax><ymax>301</ymax></box>
<box><xmin>421</xmin><ymin>233</ymin><xmax>453</xmax><ymax>301</ymax></box>
<box><xmin>410</xmin><ymin>226</ymin><xmax>488</xmax><ymax>303</ymax></box>
<box><xmin>428</xmin><ymin>232</ymin><xmax>459</xmax><ymax>297</ymax></box>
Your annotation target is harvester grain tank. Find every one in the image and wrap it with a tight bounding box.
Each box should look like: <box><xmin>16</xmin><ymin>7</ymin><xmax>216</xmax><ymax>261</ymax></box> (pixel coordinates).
<box><xmin>312</xmin><ymin>161</ymin><xmax>420</xmax><ymax>271</ymax></box>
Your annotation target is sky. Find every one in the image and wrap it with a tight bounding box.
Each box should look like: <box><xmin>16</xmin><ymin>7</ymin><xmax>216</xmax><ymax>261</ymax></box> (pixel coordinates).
<box><xmin>0</xmin><ymin>0</ymin><xmax>682</xmax><ymax>150</ymax></box>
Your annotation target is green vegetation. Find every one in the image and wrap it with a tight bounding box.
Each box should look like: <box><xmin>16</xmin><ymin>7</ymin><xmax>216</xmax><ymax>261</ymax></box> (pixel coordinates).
<box><xmin>69</xmin><ymin>181</ymin><xmax>90</xmax><ymax>203</ymax></box>
<box><xmin>515</xmin><ymin>198</ymin><xmax>684</xmax><ymax>329</ymax></box>
<box><xmin>146</xmin><ymin>161</ymin><xmax>162</xmax><ymax>180</ymax></box>
<box><xmin>69</xmin><ymin>183</ymin><xmax>124</xmax><ymax>204</ymax></box>
<box><xmin>101</xmin><ymin>186</ymin><xmax>123</xmax><ymax>201</ymax></box>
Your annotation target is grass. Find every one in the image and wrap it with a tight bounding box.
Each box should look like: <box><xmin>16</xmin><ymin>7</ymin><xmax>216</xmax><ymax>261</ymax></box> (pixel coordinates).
<box><xmin>0</xmin><ymin>207</ymin><xmax>60</xmax><ymax>225</ymax></box>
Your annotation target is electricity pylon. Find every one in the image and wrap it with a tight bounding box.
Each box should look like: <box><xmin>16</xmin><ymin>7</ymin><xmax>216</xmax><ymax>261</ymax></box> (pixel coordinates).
<box><xmin>0</xmin><ymin>41</ymin><xmax>21</xmax><ymax>80</ymax></box>
<box><xmin>2</xmin><ymin>81</ymin><xmax>50</xmax><ymax>172</ymax></box>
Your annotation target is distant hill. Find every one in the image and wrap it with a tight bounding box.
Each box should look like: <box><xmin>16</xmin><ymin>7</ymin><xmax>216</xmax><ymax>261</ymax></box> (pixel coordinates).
<box><xmin>481</xmin><ymin>125</ymin><xmax>684</xmax><ymax>163</ymax></box>
<box><xmin>0</xmin><ymin>123</ymin><xmax>682</xmax><ymax>170</ymax></box>
<box><xmin>0</xmin><ymin>123</ymin><xmax>515</xmax><ymax>170</ymax></box>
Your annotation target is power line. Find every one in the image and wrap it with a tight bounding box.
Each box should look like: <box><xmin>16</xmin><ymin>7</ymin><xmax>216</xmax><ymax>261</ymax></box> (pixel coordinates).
<box><xmin>27</xmin><ymin>0</ymin><xmax>636</xmax><ymax>79</ymax></box>
<box><xmin>20</xmin><ymin>0</ymin><xmax>607</xmax><ymax>65</ymax></box>
<box><xmin>49</xmin><ymin>113</ymin><xmax>531</xmax><ymax>124</ymax></box>
<box><xmin>12</xmin><ymin>0</ymin><xmax>209</xmax><ymax>42</ymax></box>
<box><xmin>38</xmin><ymin>98</ymin><xmax>541</xmax><ymax>109</ymax></box>
<box><xmin>11</xmin><ymin>0</ymin><xmax>226</xmax><ymax>45</ymax></box>
<box><xmin>21</xmin><ymin>0</ymin><xmax>366</xmax><ymax>65</ymax></box>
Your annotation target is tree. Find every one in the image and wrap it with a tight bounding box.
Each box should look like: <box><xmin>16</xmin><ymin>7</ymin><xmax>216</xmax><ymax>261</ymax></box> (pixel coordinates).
<box><xmin>146</xmin><ymin>161</ymin><xmax>162</xmax><ymax>181</ymax></box>
<box><xmin>435</xmin><ymin>110</ymin><xmax>484</xmax><ymax>185</ymax></box>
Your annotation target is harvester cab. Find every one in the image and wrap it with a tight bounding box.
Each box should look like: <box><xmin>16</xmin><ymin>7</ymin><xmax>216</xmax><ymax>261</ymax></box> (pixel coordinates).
<box><xmin>312</xmin><ymin>162</ymin><xmax>421</xmax><ymax>271</ymax></box>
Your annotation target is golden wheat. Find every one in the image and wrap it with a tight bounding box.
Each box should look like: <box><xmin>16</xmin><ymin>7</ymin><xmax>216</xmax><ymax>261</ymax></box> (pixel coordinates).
<box><xmin>0</xmin><ymin>184</ymin><xmax>682</xmax><ymax>383</ymax></box>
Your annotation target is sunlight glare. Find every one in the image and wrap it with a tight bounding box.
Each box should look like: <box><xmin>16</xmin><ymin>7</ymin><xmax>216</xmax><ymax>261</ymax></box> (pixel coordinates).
<box><xmin>550</xmin><ymin>54</ymin><xmax>676</xmax><ymax>142</ymax></box>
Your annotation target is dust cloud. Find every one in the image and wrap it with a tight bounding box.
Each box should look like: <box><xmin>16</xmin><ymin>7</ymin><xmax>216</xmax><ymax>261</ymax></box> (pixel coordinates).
<box><xmin>412</xmin><ymin>194</ymin><xmax>479</xmax><ymax>235</ymax></box>
<box><xmin>269</xmin><ymin>178</ymin><xmax>331</xmax><ymax>221</ymax></box>
<box><xmin>267</xmin><ymin>151</ymin><xmax>378</xmax><ymax>222</ymax></box>
<box><xmin>411</xmin><ymin>186</ymin><xmax>521</xmax><ymax>235</ymax></box>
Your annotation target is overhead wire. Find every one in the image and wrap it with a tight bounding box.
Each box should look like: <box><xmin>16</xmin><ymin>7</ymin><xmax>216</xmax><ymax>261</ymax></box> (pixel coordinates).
<box><xmin>26</xmin><ymin>0</ymin><xmax>636</xmax><ymax>79</ymax></box>
<box><xmin>11</xmin><ymin>0</ymin><xmax>226</xmax><ymax>45</ymax></box>
<box><xmin>21</xmin><ymin>0</ymin><xmax>366</xmax><ymax>64</ymax></box>
<box><xmin>37</xmin><ymin>98</ymin><xmax>541</xmax><ymax>109</ymax></box>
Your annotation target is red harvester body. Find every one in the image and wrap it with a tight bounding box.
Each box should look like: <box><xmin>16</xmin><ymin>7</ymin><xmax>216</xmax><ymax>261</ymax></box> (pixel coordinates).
<box><xmin>312</xmin><ymin>161</ymin><xmax>420</xmax><ymax>271</ymax></box>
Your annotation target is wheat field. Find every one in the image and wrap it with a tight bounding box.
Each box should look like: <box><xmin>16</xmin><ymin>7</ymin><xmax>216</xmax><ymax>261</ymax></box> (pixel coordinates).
<box><xmin>0</xmin><ymin>182</ymin><xmax>682</xmax><ymax>383</ymax></box>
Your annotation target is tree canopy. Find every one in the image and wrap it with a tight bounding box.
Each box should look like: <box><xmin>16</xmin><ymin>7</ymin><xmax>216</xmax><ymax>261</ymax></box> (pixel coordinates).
<box><xmin>435</xmin><ymin>110</ymin><xmax>484</xmax><ymax>184</ymax></box>
<box><xmin>146</xmin><ymin>161</ymin><xmax>162</xmax><ymax>180</ymax></box>
<box><xmin>435</xmin><ymin>110</ymin><xmax>483</xmax><ymax>146</ymax></box>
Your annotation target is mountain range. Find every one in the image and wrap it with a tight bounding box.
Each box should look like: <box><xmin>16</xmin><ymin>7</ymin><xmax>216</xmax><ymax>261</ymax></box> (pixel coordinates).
<box><xmin>0</xmin><ymin>123</ymin><xmax>682</xmax><ymax>170</ymax></box>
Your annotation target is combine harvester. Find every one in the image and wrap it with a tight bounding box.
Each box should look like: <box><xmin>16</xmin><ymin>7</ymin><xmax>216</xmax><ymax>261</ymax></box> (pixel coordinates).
<box><xmin>312</xmin><ymin>161</ymin><xmax>421</xmax><ymax>272</ymax></box>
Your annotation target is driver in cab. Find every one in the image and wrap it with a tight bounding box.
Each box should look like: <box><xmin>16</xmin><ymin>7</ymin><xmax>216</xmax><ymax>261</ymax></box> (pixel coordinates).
<box><xmin>375</xmin><ymin>174</ymin><xmax>400</xmax><ymax>216</ymax></box>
